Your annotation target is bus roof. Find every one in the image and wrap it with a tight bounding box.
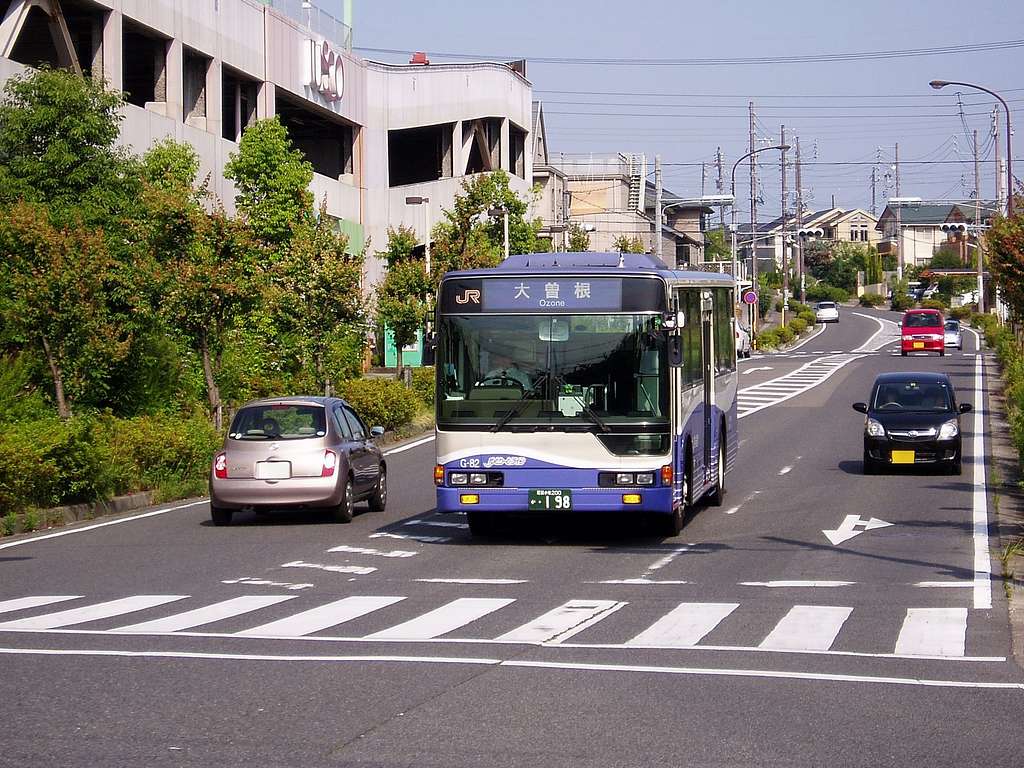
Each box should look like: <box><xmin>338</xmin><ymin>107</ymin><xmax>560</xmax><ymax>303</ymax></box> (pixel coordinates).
<box><xmin>441</xmin><ymin>252</ymin><xmax>734</xmax><ymax>287</ymax></box>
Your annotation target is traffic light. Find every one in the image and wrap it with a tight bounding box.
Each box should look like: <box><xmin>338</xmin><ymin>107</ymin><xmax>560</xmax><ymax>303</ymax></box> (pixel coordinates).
<box><xmin>798</xmin><ymin>228</ymin><xmax>824</xmax><ymax>239</ymax></box>
<box><xmin>940</xmin><ymin>223</ymin><xmax>967</xmax><ymax>234</ymax></box>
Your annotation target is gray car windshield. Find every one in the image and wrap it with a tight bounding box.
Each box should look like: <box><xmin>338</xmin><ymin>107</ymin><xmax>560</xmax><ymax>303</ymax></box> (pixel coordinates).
<box><xmin>437</xmin><ymin>314</ymin><xmax>668</xmax><ymax>430</ymax></box>
<box><xmin>872</xmin><ymin>381</ymin><xmax>952</xmax><ymax>412</ymax></box>
<box><xmin>229</xmin><ymin>405</ymin><xmax>327</xmax><ymax>440</ymax></box>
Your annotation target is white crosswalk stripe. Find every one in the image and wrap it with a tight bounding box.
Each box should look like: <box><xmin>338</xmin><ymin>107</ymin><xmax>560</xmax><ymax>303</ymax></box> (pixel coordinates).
<box><xmin>239</xmin><ymin>596</ymin><xmax>405</xmax><ymax>637</ymax></box>
<box><xmin>366</xmin><ymin>597</ymin><xmax>514</xmax><ymax>640</ymax></box>
<box><xmin>894</xmin><ymin>608</ymin><xmax>967</xmax><ymax>657</ymax></box>
<box><xmin>496</xmin><ymin>599</ymin><xmax>625</xmax><ymax>644</ymax></box>
<box><xmin>0</xmin><ymin>595</ymin><xmax>187</xmax><ymax>630</ymax></box>
<box><xmin>0</xmin><ymin>594</ymin><xmax>977</xmax><ymax>658</ymax></box>
<box><xmin>626</xmin><ymin>602</ymin><xmax>738</xmax><ymax>647</ymax></box>
<box><xmin>738</xmin><ymin>353</ymin><xmax>862</xmax><ymax>418</ymax></box>
<box><xmin>113</xmin><ymin>596</ymin><xmax>296</xmax><ymax>633</ymax></box>
<box><xmin>759</xmin><ymin>605</ymin><xmax>853</xmax><ymax>651</ymax></box>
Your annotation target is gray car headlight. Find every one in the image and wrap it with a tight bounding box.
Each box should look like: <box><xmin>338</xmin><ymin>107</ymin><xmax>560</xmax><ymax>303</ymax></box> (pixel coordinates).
<box><xmin>866</xmin><ymin>418</ymin><xmax>885</xmax><ymax>437</ymax></box>
<box><xmin>938</xmin><ymin>419</ymin><xmax>959</xmax><ymax>440</ymax></box>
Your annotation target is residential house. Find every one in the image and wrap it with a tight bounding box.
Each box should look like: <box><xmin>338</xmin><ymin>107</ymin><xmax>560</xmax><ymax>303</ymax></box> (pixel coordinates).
<box><xmin>875</xmin><ymin>201</ymin><xmax>999</xmax><ymax>267</ymax></box>
<box><xmin>529</xmin><ymin>102</ymin><xmax>569</xmax><ymax>249</ymax></box>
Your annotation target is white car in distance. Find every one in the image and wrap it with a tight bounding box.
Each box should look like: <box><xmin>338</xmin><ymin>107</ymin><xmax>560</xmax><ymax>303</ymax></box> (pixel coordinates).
<box><xmin>814</xmin><ymin>301</ymin><xmax>840</xmax><ymax>323</ymax></box>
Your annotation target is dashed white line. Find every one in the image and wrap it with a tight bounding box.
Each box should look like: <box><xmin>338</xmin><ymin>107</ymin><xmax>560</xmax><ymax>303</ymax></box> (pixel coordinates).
<box><xmin>415</xmin><ymin>578</ymin><xmax>528</xmax><ymax>585</ymax></box>
<box><xmin>327</xmin><ymin>545</ymin><xmax>417</xmax><ymax>559</ymax></box>
<box><xmin>740</xmin><ymin>581</ymin><xmax>855</xmax><ymax>588</ymax></box>
<box><xmin>280</xmin><ymin>560</ymin><xmax>376</xmax><ymax>576</ymax></box>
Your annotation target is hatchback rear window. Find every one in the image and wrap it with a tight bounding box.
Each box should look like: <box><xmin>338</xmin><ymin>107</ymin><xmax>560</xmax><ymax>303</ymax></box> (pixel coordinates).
<box><xmin>945</xmin><ymin>321</ymin><xmax>959</xmax><ymax>330</ymax></box>
<box><xmin>872</xmin><ymin>380</ymin><xmax>952</xmax><ymax>412</ymax></box>
<box><xmin>903</xmin><ymin>313</ymin><xmax>942</xmax><ymax>328</ymax></box>
<box><xmin>229</xmin><ymin>405</ymin><xmax>327</xmax><ymax>440</ymax></box>
<box><xmin>817</xmin><ymin>302</ymin><xmax>836</xmax><ymax>309</ymax></box>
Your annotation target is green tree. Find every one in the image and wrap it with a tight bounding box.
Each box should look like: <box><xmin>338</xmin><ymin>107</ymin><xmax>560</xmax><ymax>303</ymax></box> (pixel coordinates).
<box><xmin>0</xmin><ymin>204</ymin><xmax>128</xmax><ymax>419</ymax></box>
<box><xmin>987</xmin><ymin>213</ymin><xmax>1024</xmax><ymax>315</ymax></box>
<box><xmin>567</xmin><ymin>222</ymin><xmax>590</xmax><ymax>252</ymax></box>
<box><xmin>142</xmin><ymin>137</ymin><xmax>203</xmax><ymax>198</ymax></box>
<box><xmin>0</xmin><ymin>67</ymin><xmax>139</xmax><ymax>226</ymax></box>
<box><xmin>224</xmin><ymin>117</ymin><xmax>314</xmax><ymax>248</ymax></box>
<box><xmin>375</xmin><ymin>226</ymin><xmax>430</xmax><ymax>376</ymax></box>
<box><xmin>612</xmin><ymin>234</ymin><xmax>646</xmax><ymax>253</ymax></box>
<box><xmin>704</xmin><ymin>227</ymin><xmax>731</xmax><ymax>261</ymax></box>
<box><xmin>272</xmin><ymin>206</ymin><xmax>365</xmax><ymax>394</ymax></box>
<box><xmin>431</xmin><ymin>170</ymin><xmax>542</xmax><ymax>276</ymax></box>
<box><xmin>803</xmin><ymin>240</ymin><xmax>833</xmax><ymax>280</ymax></box>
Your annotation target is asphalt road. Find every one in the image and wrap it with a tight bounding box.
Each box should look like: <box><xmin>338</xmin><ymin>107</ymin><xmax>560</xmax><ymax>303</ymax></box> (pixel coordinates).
<box><xmin>1</xmin><ymin>306</ymin><xmax>1019</xmax><ymax>767</ymax></box>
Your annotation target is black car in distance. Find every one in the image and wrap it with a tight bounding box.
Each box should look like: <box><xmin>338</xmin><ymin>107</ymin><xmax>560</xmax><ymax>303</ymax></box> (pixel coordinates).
<box><xmin>853</xmin><ymin>372</ymin><xmax>971</xmax><ymax>475</ymax></box>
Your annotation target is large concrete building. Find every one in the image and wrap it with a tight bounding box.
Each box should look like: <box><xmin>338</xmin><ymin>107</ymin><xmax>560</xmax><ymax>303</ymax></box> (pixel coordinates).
<box><xmin>0</xmin><ymin>0</ymin><xmax>533</xmax><ymax>285</ymax></box>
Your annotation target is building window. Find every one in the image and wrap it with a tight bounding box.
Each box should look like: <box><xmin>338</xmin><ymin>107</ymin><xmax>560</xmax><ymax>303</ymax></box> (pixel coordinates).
<box><xmin>509</xmin><ymin>125</ymin><xmax>527</xmax><ymax>179</ymax></box>
<box><xmin>463</xmin><ymin>118</ymin><xmax>501</xmax><ymax>175</ymax></box>
<box><xmin>222</xmin><ymin>66</ymin><xmax>258</xmax><ymax>142</ymax></box>
<box><xmin>183</xmin><ymin>47</ymin><xmax>210</xmax><ymax>123</ymax></box>
<box><xmin>675</xmin><ymin>243</ymin><xmax>691</xmax><ymax>268</ymax></box>
<box><xmin>276</xmin><ymin>92</ymin><xmax>355</xmax><ymax>179</ymax></box>
<box><xmin>388</xmin><ymin>123</ymin><xmax>453</xmax><ymax>186</ymax></box>
<box><xmin>123</xmin><ymin>21</ymin><xmax>168</xmax><ymax>108</ymax></box>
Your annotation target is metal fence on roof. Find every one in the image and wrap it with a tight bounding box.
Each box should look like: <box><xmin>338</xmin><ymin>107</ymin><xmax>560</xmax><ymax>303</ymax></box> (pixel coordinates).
<box><xmin>264</xmin><ymin>0</ymin><xmax>352</xmax><ymax>51</ymax></box>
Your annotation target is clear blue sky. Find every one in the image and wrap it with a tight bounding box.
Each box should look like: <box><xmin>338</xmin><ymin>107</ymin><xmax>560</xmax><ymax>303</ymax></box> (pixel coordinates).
<box><xmin>353</xmin><ymin>0</ymin><xmax>1023</xmax><ymax>221</ymax></box>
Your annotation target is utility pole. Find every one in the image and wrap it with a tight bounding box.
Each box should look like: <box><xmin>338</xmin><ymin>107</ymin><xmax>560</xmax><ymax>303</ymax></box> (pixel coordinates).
<box><xmin>871</xmin><ymin>167</ymin><xmax>877</xmax><ymax>216</ymax></box>
<box><xmin>895</xmin><ymin>142</ymin><xmax>903</xmax><ymax>281</ymax></box>
<box><xmin>715</xmin><ymin>146</ymin><xmax>725</xmax><ymax>230</ymax></box>
<box><xmin>749</xmin><ymin>102</ymin><xmax>758</xmax><ymax>330</ymax></box>
<box><xmin>654</xmin><ymin>154</ymin><xmax>663</xmax><ymax>263</ymax></box>
<box><xmin>780</xmin><ymin>125</ymin><xmax>788</xmax><ymax>326</ymax></box>
<box><xmin>993</xmin><ymin>106</ymin><xmax>1005</xmax><ymax>212</ymax></box>
<box><xmin>795</xmin><ymin>136</ymin><xmax>804</xmax><ymax>304</ymax></box>
<box><xmin>974</xmin><ymin>129</ymin><xmax>985</xmax><ymax>312</ymax></box>
<box><xmin>701</xmin><ymin>162</ymin><xmax>706</xmax><ymax>197</ymax></box>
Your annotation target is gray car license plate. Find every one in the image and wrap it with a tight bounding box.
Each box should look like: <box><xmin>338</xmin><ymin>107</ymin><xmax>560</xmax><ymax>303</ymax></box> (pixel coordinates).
<box><xmin>528</xmin><ymin>489</ymin><xmax>572</xmax><ymax>510</ymax></box>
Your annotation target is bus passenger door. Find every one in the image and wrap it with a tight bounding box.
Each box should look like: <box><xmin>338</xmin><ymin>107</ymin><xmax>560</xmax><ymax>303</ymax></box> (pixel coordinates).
<box><xmin>701</xmin><ymin>292</ymin><xmax>715</xmax><ymax>485</ymax></box>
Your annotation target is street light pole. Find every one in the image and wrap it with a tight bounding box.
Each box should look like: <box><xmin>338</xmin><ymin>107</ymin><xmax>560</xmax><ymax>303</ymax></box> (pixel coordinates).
<box><xmin>931</xmin><ymin>80</ymin><xmax>1014</xmax><ymax>217</ymax></box>
<box><xmin>730</xmin><ymin>144</ymin><xmax>790</xmax><ymax>326</ymax></box>
<box><xmin>404</xmin><ymin>195</ymin><xmax>431</xmax><ymax>276</ymax></box>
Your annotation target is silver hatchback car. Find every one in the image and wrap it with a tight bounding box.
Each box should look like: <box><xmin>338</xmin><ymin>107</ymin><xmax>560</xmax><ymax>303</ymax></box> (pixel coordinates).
<box><xmin>209</xmin><ymin>397</ymin><xmax>387</xmax><ymax>526</ymax></box>
<box><xmin>944</xmin><ymin>319</ymin><xmax>963</xmax><ymax>350</ymax></box>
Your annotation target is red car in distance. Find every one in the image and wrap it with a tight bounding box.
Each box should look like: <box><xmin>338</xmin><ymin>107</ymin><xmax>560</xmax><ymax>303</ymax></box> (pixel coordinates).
<box><xmin>901</xmin><ymin>309</ymin><xmax>946</xmax><ymax>357</ymax></box>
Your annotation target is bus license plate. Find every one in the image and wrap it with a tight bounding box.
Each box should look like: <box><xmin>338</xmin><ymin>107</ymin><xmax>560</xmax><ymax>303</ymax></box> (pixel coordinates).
<box><xmin>529</xmin><ymin>489</ymin><xmax>572</xmax><ymax>510</ymax></box>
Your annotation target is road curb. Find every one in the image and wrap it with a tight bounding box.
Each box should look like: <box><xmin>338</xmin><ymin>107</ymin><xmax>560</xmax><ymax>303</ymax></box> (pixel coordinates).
<box><xmin>980</xmin><ymin>347</ymin><xmax>1024</xmax><ymax>670</ymax></box>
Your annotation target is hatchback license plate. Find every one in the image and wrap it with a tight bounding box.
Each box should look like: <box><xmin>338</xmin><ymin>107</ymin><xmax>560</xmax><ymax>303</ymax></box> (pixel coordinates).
<box><xmin>256</xmin><ymin>461</ymin><xmax>291</xmax><ymax>479</ymax></box>
<box><xmin>891</xmin><ymin>450</ymin><xmax>915</xmax><ymax>464</ymax></box>
<box><xmin>529</xmin><ymin>489</ymin><xmax>572</xmax><ymax>510</ymax></box>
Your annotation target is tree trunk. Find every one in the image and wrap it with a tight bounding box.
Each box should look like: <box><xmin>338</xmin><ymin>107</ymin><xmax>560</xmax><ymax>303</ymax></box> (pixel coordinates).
<box><xmin>41</xmin><ymin>336</ymin><xmax>70</xmax><ymax>420</ymax></box>
<box><xmin>199</xmin><ymin>332</ymin><xmax>222</xmax><ymax>431</ymax></box>
<box><xmin>395</xmin><ymin>338</ymin><xmax>404</xmax><ymax>380</ymax></box>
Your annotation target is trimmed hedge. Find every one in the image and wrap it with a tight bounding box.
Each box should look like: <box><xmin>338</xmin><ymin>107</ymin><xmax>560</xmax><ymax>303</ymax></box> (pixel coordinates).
<box><xmin>890</xmin><ymin>293</ymin><xmax>915</xmax><ymax>311</ymax></box>
<box><xmin>859</xmin><ymin>293</ymin><xmax>886</xmax><ymax>307</ymax></box>
<box><xmin>921</xmin><ymin>298</ymin><xmax>947</xmax><ymax>311</ymax></box>
<box><xmin>411</xmin><ymin>366</ymin><xmax>435</xmax><ymax>406</ymax></box>
<box><xmin>976</xmin><ymin>315</ymin><xmax>1024</xmax><ymax>462</ymax></box>
<box><xmin>806</xmin><ymin>284</ymin><xmax>850</xmax><ymax>303</ymax></box>
<box><xmin>0</xmin><ymin>413</ymin><xmax>220</xmax><ymax>516</ymax></box>
<box><xmin>949</xmin><ymin>305</ymin><xmax>975</xmax><ymax>321</ymax></box>
<box><xmin>339</xmin><ymin>378</ymin><xmax>418</xmax><ymax>432</ymax></box>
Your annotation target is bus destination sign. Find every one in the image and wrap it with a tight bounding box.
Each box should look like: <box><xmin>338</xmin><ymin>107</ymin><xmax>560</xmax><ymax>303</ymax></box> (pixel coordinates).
<box><xmin>440</xmin><ymin>276</ymin><xmax>667</xmax><ymax>314</ymax></box>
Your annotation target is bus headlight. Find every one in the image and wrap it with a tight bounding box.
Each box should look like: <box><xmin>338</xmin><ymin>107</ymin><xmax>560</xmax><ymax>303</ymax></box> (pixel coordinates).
<box><xmin>635</xmin><ymin>473</ymin><xmax>655</xmax><ymax>486</ymax></box>
<box><xmin>450</xmin><ymin>473</ymin><xmax>469</xmax><ymax>485</ymax></box>
<box><xmin>615</xmin><ymin>473</ymin><xmax>634</xmax><ymax>485</ymax></box>
<box><xmin>470</xmin><ymin>473</ymin><xmax>488</xmax><ymax>485</ymax></box>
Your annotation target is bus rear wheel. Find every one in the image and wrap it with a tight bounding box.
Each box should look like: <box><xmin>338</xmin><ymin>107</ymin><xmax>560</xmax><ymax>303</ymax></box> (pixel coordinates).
<box><xmin>707</xmin><ymin>441</ymin><xmax>726</xmax><ymax>507</ymax></box>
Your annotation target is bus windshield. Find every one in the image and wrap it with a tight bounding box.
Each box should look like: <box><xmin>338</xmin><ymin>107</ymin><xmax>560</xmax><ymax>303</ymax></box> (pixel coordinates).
<box><xmin>437</xmin><ymin>313</ymin><xmax>669</xmax><ymax>434</ymax></box>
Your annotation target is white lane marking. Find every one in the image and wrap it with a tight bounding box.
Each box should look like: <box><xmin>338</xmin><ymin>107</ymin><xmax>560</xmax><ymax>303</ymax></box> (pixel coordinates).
<box><xmin>850</xmin><ymin>312</ymin><xmax>900</xmax><ymax>352</ymax></box>
<box><xmin>496</xmin><ymin>600</ymin><xmax>625</xmax><ymax>644</ymax></box>
<box><xmin>759</xmin><ymin>605</ymin><xmax>853</xmax><ymax>651</ymax></box>
<box><xmin>238</xmin><ymin>596</ymin><xmax>405</xmax><ymax>638</ymax></box>
<box><xmin>0</xmin><ymin>596</ymin><xmax>80</xmax><ymax>615</ymax></box>
<box><xmin>0</xmin><ymin>500</ymin><xmax>209</xmax><ymax>551</ymax></box>
<box><xmin>894</xmin><ymin>608</ymin><xmax>967</xmax><ymax>657</ymax></box>
<box><xmin>626</xmin><ymin>602</ymin><xmax>738</xmax><ymax>647</ymax></box>
<box><xmin>383</xmin><ymin>434</ymin><xmax>435</xmax><ymax>456</ymax></box>
<box><xmin>970</xmin><ymin>345</ymin><xmax>992</xmax><ymax>610</ymax></box>
<box><xmin>0</xmin><ymin>595</ymin><xmax>187</xmax><ymax>630</ymax></box>
<box><xmin>823</xmin><ymin>514</ymin><xmax>892</xmax><ymax>546</ymax></box>
<box><xmin>648</xmin><ymin>546</ymin><xmax>690</xmax><ymax>572</ymax></box>
<box><xmin>403</xmin><ymin>519</ymin><xmax>469</xmax><ymax>529</ymax></box>
<box><xmin>113</xmin><ymin>596</ymin><xmax>295</xmax><ymax>633</ymax></box>
<box><xmin>415</xmin><ymin>578</ymin><xmax>527</xmax><ymax>585</ymax></box>
<box><xmin>326</xmin><ymin>545</ymin><xmax>417</xmax><ymax>559</ymax></box>
<box><xmin>0</xmin><ymin>646</ymin><xmax>1014</xmax><ymax>689</ymax></box>
<box><xmin>740</xmin><ymin>581</ymin><xmax>854</xmax><ymax>588</ymax></box>
<box><xmin>723</xmin><ymin>506</ymin><xmax>740</xmax><ymax>515</ymax></box>
<box><xmin>915</xmin><ymin>581</ymin><xmax>973</xmax><ymax>588</ymax></box>
<box><xmin>738</xmin><ymin>353</ymin><xmax>864</xmax><ymax>420</ymax></box>
<box><xmin>221</xmin><ymin>578</ymin><xmax>313</xmax><ymax>591</ymax></box>
<box><xmin>369</xmin><ymin>532</ymin><xmax>452</xmax><ymax>544</ymax></box>
<box><xmin>785</xmin><ymin>321</ymin><xmax>827</xmax><ymax>351</ymax></box>
<box><xmin>366</xmin><ymin>598</ymin><xmax>515</xmax><ymax>640</ymax></box>
<box><xmin>593</xmin><ymin>579</ymin><xmax>690</xmax><ymax>585</ymax></box>
<box><xmin>778</xmin><ymin>466</ymin><xmax>793</xmax><ymax>476</ymax></box>
<box><xmin>281</xmin><ymin>560</ymin><xmax>376</xmax><ymax>576</ymax></box>
<box><xmin>742</xmin><ymin>367</ymin><xmax>773</xmax><ymax>375</ymax></box>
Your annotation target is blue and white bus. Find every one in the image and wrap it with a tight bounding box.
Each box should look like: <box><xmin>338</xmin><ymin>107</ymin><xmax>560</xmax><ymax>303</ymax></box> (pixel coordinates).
<box><xmin>433</xmin><ymin>252</ymin><xmax>738</xmax><ymax>536</ymax></box>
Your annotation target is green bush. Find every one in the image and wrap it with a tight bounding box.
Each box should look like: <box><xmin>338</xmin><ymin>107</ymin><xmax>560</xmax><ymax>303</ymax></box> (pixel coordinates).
<box><xmin>890</xmin><ymin>293</ymin><xmax>915</xmax><ymax>311</ymax></box>
<box><xmin>411</xmin><ymin>366</ymin><xmax>435</xmax><ymax>406</ymax></box>
<box><xmin>339</xmin><ymin>378</ymin><xmax>418</xmax><ymax>431</ymax></box>
<box><xmin>789</xmin><ymin>317</ymin><xmax>808</xmax><ymax>335</ymax></box>
<box><xmin>921</xmin><ymin>298</ymin><xmax>947</xmax><ymax>311</ymax></box>
<box><xmin>806</xmin><ymin>284</ymin><xmax>850</xmax><ymax>303</ymax></box>
<box><xmin>755</xmin><ymin>329</ymin><xmax>780</xmax><ymax>350</ymax></box>
<box><xmin>777</xmin><ymin>325</ymin><xmax>796</xmax><ymax>343</ymax></box>
<box><xmin>774</xmin><ymin>299</ymin><xmax>784</xmax><ymax>313</ymax></box>
<box><xmin>789</xmin><ymin>301</ymin><xmax>812</xmax><ymax>316</ymax></box>
<box><xmin>859</xmin><ymin>293</ymin><xmax>886</xmax><ymax>307</ymax></box>
<box><xmin>949</xmin><ymin>305</ymin><xmax>974</xmax><ymax>321</ymax></box>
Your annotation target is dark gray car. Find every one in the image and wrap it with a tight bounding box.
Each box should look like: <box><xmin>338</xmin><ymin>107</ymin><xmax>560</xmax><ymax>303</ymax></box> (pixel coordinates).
<box><xmin>209</xmin><ymin>396</ymin><xmax>386</xmax><ymax>525</ymax></box>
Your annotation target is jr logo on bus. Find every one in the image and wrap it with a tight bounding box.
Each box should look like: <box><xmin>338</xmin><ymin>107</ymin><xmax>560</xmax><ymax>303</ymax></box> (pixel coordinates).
<box><xmin>455</xmin><ymin>289</ymin><xmax>481</xmax><ymax>304</ymax></box>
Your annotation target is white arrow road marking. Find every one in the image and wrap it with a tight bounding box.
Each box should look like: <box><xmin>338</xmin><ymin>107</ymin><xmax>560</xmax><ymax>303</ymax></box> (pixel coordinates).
<box><xmin>742</xmin><ymin>367</ymin><xmax>773</xmax><ymax>375</ymax></box>
<box><xmin>823</xmin><ymin>514</ymin><xmax>893</xmax><ymax>545</ymax></box>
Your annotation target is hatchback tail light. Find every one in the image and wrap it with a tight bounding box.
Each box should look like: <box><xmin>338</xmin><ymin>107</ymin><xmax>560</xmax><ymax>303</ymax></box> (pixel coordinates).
<box><xmin>322</xmin><ymin>450</ymin><xmax>338</xmax><ymax>478</ymax></box>
<box><xmin>214</xmin><ymin>452</ymin><xmax>227</xmax><ymax>479</ymax></box>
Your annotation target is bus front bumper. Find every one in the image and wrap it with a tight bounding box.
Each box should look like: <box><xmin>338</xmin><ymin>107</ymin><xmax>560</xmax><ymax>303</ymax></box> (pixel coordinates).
<box><xmin>436</xmin><ymin>487</ymin><xmax>675</xmax><ymax>514</ymax></box>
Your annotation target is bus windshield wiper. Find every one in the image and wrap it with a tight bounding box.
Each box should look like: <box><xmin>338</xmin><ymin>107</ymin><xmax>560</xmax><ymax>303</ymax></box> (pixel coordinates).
<box><xmin>548</xmin><ymin>372</ymin><xmax>610</xmax><ymax>433</ymax></box>
<box><xmin>491</xmin><ymin>383</ymin><xmax>544</xmax><ymax>433</ymax></box>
